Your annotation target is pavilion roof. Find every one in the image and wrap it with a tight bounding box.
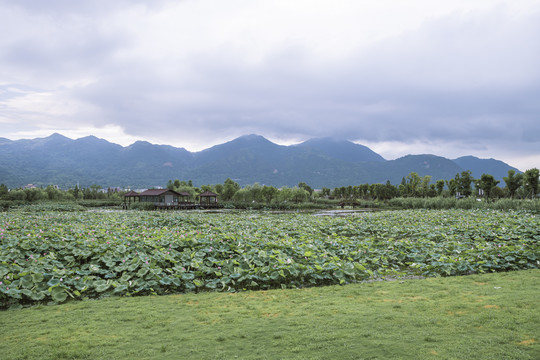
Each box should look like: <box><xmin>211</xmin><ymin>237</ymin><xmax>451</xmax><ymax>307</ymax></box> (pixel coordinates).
<box><xmin>139</xmin><ymin>189</ymin><xmax>182</xmax><ymax>196</ymax></box>
<box><xmin>199</xmin><ymin>190</ymin><xmax>218</xmax><ymax>197</ymax></box>
<box><xmin>123</xmin><ymin>191</ymin><xmax>140</xmax><ymax>197</ymax></box>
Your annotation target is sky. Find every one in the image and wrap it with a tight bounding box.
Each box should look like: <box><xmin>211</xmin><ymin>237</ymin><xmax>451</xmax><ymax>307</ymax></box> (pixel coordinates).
<box><xmin>1</xmin><ymin>0</ymin><xmax>539</xmax><ymax>171</ymax></box>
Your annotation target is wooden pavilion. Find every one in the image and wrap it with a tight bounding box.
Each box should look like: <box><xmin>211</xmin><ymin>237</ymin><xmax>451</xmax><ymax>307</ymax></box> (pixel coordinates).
<box><xmin>199</xmin><ymin>190</ymin><xmax>220</xmax><ymax>209</ymax></box>
<box><xmin>122</xmin><ymin>190</ymin><xmax>140</xmax><ymax>209</ymax></box>
<box><xmin>138</xmin><ymin>189</ymin><xmax>183</xmax><ymax>207</ymax></box>
<box><xmin>178</xmin><ymin>191</ymin><xmax>191</xmax><ymax>203</ymax></box>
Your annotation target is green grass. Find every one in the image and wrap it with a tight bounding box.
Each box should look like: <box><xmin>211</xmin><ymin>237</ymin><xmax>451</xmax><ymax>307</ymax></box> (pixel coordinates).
<box><xmin>1</xmin><ymin>270</ymin><xmax>538</xmax><ymax>360</ymax></box>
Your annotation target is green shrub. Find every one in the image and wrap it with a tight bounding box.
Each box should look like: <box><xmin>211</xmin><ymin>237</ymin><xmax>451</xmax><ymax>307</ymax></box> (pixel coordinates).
<box><xmin>387</xmin><ymin>197</ymin><xmax>539</xmax><ymax>211</ymax></box>
<box><xmin>15</xmin><ymin>202</ymin><xmax>87</xmax><ymax>212</ymax></box>
<box><xmin>0</xmin><ymin>200</ymin><xmax>26</xmax><ymax>211</ymax></box>
<box><xmin>77</xmin><ymin>199</ymin><xmax>122</xmax><ymax>208</ymax></box>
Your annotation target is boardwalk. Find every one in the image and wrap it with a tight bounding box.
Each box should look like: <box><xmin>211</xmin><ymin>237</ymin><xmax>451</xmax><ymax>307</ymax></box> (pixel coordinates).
<box><xmin>154</xmin><ymin>203</ymin><xmax>222</xmax><ymax>210</ymax></box>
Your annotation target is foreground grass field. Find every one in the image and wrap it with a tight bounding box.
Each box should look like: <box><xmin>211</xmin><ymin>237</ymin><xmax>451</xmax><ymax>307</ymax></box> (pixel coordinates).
<box><xmin>1</xmin><ymin>270</ymin><xmax>538</xmax><ymax>360</ymax></box>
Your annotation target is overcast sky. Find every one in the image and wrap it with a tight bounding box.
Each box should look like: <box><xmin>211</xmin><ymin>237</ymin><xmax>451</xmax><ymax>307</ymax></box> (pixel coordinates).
<box><xmin>1</xmin><ymin>0</ymin><xmax>539</xmax><ymax>171</ymax></box>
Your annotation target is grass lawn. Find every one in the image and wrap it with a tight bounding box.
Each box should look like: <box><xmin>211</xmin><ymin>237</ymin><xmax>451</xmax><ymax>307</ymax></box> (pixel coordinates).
<box><xmin>1</xmin><ymin>269</ymin><xmax>538</xmax><ymax>360</ymax></box>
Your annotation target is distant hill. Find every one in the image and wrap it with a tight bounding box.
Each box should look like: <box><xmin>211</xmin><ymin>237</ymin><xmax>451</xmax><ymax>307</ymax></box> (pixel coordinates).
<box><xmin>452</xmin><ymin>156</ymin><xmax>521</xmax><ymax>182</ymax></box>
<box><xmin>294</xmin><ymin>137</ymin><xmax>386</xmax><ymax>163</ymax></box>
<box><xmin>0</xmin><ymin>133</ymin><xmax>521</xmax><ymax>189</ymax></box>
<box><xmin>382</xmin><ymin>155</ymin><xmax>465</xmax><ymax>184</ymax></box>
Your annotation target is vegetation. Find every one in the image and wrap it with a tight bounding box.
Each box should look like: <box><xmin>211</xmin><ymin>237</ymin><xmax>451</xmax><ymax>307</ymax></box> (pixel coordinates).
<box><xmin>0</xmin><ymin>167</ymin><xmax>538</xmax><ymax>212</ymax></box>
<box><xmin>0</xmin><ymin>184</ymin><xmax>123</xmax><ymax>202</ymax></box>
<box><xmin>1</xmin><ymin>209</ymin><xmax>538</xmax><ymax>308</ymax></box>
<box><xmin>1</xmin><ymin>270</ymin><xmax>538</xmax><ymax>359</ymax></box>
<box><xmin>2</xmin><ymin>136</ymin><xmax>537</xmax><ymax>358</ymax></box>
<box><xmin>162</xmin><ymin>168</ymin><xmax>540</xmax><ymax>211</ymax></box>
<box><xmin>387</xmin><ymin>197</ymin><xmax>540</xmax><ymax>211</ymax></box>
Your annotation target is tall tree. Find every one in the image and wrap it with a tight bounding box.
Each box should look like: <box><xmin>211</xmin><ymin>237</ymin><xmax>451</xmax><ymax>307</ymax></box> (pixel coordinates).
<box><xmin>73</xmin><ymin>185</ymin><xmax>80</xmax><ymax>199</ymax></box>
<box><xmin>503</xmin><ymin>170</ymin><xmax>523</xmax><ymax>198</ymax></box>
<box><xmin>0</xmin><ymin>183</ymin><xmax>8</xmax><ymax>197</ymax></box>
<box><xmin>250</xmin><ymin>183</ymin><xmax>264</xmax><ymax>203</ymax></box>
<box><xmin>445</xmin><ymin>179</ymin><xmax>457</xmax><ymax>197</ymax></box>
<box><xmin>385</xmin><ymin>180</ymin><xmax>398</xmax><ymax>199</ymax></box>
<box><xmin>359</xmin><ymin>184</ymin><xmax>370</xmax><ymax>199</ymax></box>
<box><xmin>221</xmin><ymin>178</ymin><xmax>240</xmax><ymax>201</ymax></box>
<box><xmin>523</xmin><ymin>168</ymin><xmax>539</xmax><ymax>199</ymax></box>
<box><xmin>320</xmin><ymin>187</ymin><xmax>331</xmax><ymax>197</ymax></box>
<box><xmin>214</xmin><ymin>183</ymin><xmax>223</xmax><ymax>195</ymax></box>
<box><xmin>46</xmin><ymin>185</ymin><xmax>59</xmax><ymax>200</ymax></box>
<box><xmin>291</xmin><ymin>187</ymin><xmax>309</xmax><ymax>203</ymax></box>
<box><xmin>455</xmin><ymin>171</ymin><xmax>474</xmax><ymax>197</ymax></box>
<box><xmin>420</xmin><ymin>175</ymin><xmax>432</xmax><ymax>197</ymax></box>
<box><xmin>406</xmin><ymin>172</ymin><xmax>421</xmax><ymax>197</ymax></box>
<box><xmin>435</xmin><ymin>180</ymin><xmax>445</xmax><ymax>196</ymax></box>
<box><xmin>262</xmin><ymin>186</ymin><xmax>278</xmax><ymax>204</ymax></box>
<box><xmin>479</xmin><ymin>174</ymin><xmax>499</xmax><ymax>200</ymax></box>
<box><xmin>200</xmin><ymin>184</ymin><xmax>214</xmax><ymax>192</ymax></box>
<box><xmin>298</xmin><ymin>182</ymin><xmax>313</xmax><ymax>196</ymax></box>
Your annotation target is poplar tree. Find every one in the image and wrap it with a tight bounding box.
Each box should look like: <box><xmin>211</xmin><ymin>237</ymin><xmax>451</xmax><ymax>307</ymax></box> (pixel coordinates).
<box><xmin>523</xmin><ymin>168</ymin><xmax>539</xmax><ymax>199</ymax></box>
<box><xmin>503</xmin><ymin>170</ymin><xmax>523</xmax><ymax>198</ymax></box>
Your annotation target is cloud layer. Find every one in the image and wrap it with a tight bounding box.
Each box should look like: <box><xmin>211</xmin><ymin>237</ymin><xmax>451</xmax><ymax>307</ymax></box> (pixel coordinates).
<box><xmin>1</xmin><ymin>0</ymin><xmax>539</xmax><ymax>170</ymax></box>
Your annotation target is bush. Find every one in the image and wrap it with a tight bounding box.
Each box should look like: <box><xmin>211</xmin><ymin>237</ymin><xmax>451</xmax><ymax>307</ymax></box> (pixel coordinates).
<box><xmin>15</xmin><ymin>202</ymin><xmax>87</xmax><ymax>212</ymax></box>
<box><xmin>0</xmin><ymin>200</ymin><xmax>26</xmax><ymax>211</ymax></box>
<box><xmin>387</xmin><ymin>197</ymin><xmax>540</xmax><ymax>211</ymax></box>
<box><xmin>77</xmin><ymin>199</ymin><xmax>122</xmax><ymax>208</ymax></box>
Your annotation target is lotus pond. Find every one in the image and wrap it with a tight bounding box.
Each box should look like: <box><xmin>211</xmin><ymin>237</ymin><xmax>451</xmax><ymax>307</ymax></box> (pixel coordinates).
<box><xmin>1</xmin><ymin>209</ymin><xmax>538</xmax><ymax>308</ymax></box>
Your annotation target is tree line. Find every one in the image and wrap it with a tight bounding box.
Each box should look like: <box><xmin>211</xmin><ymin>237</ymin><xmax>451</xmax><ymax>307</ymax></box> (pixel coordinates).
<box><xmin>1</xmin><ymin>168</ymin><xmax>538</xmax><ymax>205</ymax></box>
<box><xmin>0</xmin><ymin>184</ymin><xmax>123</xmax><ymax>202</ymax></box>
<box><xmin>165</xmin><ymin>168</ymin><xmax>539</xmax><ymax>204</ymax></box>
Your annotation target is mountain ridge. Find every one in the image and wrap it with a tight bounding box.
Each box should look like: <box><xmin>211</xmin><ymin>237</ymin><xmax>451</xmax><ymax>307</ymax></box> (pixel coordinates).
<box><xmin>0</xmin><ymin>133</ymin><xmax>521</xmax><ymax>189</ymax></box>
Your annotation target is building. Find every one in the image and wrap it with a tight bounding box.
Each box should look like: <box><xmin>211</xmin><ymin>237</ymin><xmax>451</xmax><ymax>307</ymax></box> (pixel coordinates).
<box><xmin>199</xmin><ymin>190</ymin><xmax>219</xmax><ymax>208</ymax></box>
<box><xmin>138</xmin><ymin>189</ymin><xmax>183</xmax><ymax>206</ymax></box>
<box><xmin>123</xmin><ymin>189</ymin><xmax>220</xmax><ymax>209</ymax></box>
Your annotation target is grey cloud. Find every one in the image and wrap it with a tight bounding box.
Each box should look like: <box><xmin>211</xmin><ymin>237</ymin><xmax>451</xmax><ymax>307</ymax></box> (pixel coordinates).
<box><xmin>0</xmin><ymin>0</ymin><xmax>171</xmax><ymax>15</ymax></box>
<box><xmin>2</xmin><ymin>1</ymin><xmax>538</xmax><ymax>167</ymax></box>
<box><xmin>2</xmin><ymin>36</ymin><xmax>124</xmax><ymax>78</ymax></box>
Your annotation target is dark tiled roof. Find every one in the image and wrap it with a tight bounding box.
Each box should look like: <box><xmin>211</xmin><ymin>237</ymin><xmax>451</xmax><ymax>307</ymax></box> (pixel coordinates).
<box><xmin>139</xmin><ymin>189</ymin><xmax>182</xmax><ymax>196</ymax></box>
<box><xmin>123</xmin><ymin>191</ymin><xmax>140</xmax><ymax>197</ymax></box>
<box><xmin>199</xmin><ymin>190</ymin><xmax>218</xmax><ymax>197</ymax></box>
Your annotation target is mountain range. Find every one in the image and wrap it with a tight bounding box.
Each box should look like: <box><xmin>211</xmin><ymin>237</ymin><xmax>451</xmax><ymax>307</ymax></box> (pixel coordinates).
<box><xmin>0</xmin><ymin>133</ymin><xmax>520</xmax><ymax>189</ymax></box>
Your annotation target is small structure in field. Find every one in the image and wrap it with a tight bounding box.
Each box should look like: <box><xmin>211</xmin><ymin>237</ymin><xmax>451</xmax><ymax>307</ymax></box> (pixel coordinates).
<box><xmin>178</xmin><ymin>191</ymin><xmax>191</xmax><ymax>203</ymax></box>
<box><xmin>138</xmin><ymin>189</ymin><xmax>183</xmax><ymax>207</ymax></box>
<box><xmin>123</xmin><ymin>189</ymin><xmax>220</xmax><ymax>210</ymax></box>
<box><xmin>199</xmin><ymin>190</ymin><xmax>220</xmax><ymax>208</ymax></box>
<box><xmin>122</xmin><ymin>190</ymin><xmax>140</xmax><ymax>209</ymax></box>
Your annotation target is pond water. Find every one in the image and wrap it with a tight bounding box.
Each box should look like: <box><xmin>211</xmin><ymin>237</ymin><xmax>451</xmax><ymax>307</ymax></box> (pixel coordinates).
<box><xmin>313</xmin><ymin>209</ymin><xmax>379</xmax><ymax>217</ymax></box>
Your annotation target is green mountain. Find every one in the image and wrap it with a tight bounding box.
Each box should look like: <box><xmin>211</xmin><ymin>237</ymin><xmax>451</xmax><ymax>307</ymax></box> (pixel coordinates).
<box><xmin>0</xmin><ymin>133</ymin><xmax>521</xmax><ymax>189</ymax></box>
<box><xmin>452</xmin><ymin>156</ymin><xmax>521</xmax><ymax>182</ymax></box>
<box><xmin>294</xmin><ymin>137</ymin><xmax>386</xmax><ymax>163</ymax></box>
